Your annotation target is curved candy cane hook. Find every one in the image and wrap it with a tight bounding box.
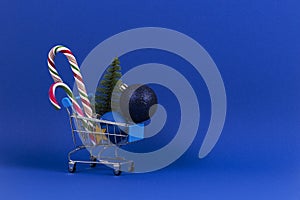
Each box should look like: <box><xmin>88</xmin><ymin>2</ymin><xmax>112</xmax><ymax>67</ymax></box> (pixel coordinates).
<box><xmin>47</xmin><ymin>45</ymin><xmax>93</xmax><ymax>118</ymax></box>
<box><xmin>48</xmin><ymin>82</ymin><xmax>84</xmax><ymax>117</ymax></box>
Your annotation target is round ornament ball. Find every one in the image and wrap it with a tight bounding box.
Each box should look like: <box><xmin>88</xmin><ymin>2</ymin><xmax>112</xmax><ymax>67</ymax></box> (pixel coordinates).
<box><xmin>120</xmin><ymin>84</ymin><xmax>158</xmax><ymax>123</ymax></box>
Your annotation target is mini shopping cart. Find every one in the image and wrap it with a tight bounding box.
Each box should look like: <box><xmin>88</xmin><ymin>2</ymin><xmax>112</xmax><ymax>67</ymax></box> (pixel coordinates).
<box><xmin>61</xmin><ymin>97</ymin><xmax>144</xmax><ymax>176</ymax></box>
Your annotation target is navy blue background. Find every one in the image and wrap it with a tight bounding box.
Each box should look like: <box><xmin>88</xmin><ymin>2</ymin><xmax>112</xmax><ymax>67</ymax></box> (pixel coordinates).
<box><xmin>1</xmin><ymin>0</ymin><xmax>300</xmax><ymax>199</ymax></box>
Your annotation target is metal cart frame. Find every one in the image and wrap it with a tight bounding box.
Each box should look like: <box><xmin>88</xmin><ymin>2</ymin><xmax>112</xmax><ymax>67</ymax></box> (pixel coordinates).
<box><xmin>63</xmin><ymin>98</ymin><xmax>141</xmax><ymax>176</ymax></box>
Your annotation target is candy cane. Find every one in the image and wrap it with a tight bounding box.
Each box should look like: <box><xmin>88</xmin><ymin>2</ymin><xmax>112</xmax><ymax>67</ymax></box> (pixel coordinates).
<box><xmin>49</xmin><ymin>81</ymin><xmax>96</xmax><ymax>144</ymax></box>
<box><xmin>47</xmin><ymin>45</ymin><xmax>93</xmax><ymax>118</ymax></box>
<box><xmin>48</xmin><ymin>82</ymin><xmax>84</xmax><ymax>116</ymax></box>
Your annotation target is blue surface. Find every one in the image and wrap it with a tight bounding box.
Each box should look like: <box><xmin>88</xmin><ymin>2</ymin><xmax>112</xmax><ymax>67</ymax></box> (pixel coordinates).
<box><xmin>1</xmin><ymin>0</ymin><xmax>300</xmax><ymax>199</ymax></box>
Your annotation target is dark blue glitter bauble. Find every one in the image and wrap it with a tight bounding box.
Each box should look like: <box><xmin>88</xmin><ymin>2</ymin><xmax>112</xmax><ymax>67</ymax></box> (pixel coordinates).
<box><xmin>120</xmin><ymin>84</ymin><xmax>158</xmax><ymax>123</ymax></box>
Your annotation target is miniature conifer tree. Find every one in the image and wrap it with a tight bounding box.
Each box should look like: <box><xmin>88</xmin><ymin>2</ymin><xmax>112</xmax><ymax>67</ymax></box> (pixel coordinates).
<box><xmin>95</xmin><ymin>57</ymin><xmax>123</xmax><ymax>116</ymax></box>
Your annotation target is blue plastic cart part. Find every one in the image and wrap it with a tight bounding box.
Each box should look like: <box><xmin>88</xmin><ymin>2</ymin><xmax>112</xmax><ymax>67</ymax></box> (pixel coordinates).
<box><xmin>62</xmin><ymin>97</ymin><xmax>73</xmax><ymax>108</ymax></box>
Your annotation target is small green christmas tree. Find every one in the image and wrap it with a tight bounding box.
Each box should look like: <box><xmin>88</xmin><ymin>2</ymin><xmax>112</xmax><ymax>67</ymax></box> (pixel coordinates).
<box><xmin>95</xmin><ymin>57</ymin><xmax>123</xmax><ymax>116</ymax></box>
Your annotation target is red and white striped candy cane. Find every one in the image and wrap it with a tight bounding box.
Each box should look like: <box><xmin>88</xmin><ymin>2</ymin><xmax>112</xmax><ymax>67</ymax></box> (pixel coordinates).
<box><xmin>48</xmin><ymin>82</ymin><xmax>84</xmax><ymax>117</ymax></box>
<box><xmin>47</xmin><ymin>45</ymin><xmax>93</xmax><ymax>118</ymax></box>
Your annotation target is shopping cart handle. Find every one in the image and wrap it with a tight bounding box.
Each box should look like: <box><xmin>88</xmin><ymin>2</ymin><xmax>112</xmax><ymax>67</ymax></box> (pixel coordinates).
<box><xmin>62</xmin><ymin>97</ymin><xmax>72</xmax><ymax>108</ymax></box>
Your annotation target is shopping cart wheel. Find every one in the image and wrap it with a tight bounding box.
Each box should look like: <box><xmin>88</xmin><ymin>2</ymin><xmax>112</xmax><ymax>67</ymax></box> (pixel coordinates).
<box><xmin>90</xmin><ymin>156</ymin><xmax>97</xmax><ymax>168</ymax></box>
<box><xmin>113</xmin><ymin>169</ymin><xmax>122</xmax><ymax>176</ymax></box>
<box><xmin>68</xmin><ymin>162</ymin><xmax>76</xmax><ymax>173</ymax></box>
